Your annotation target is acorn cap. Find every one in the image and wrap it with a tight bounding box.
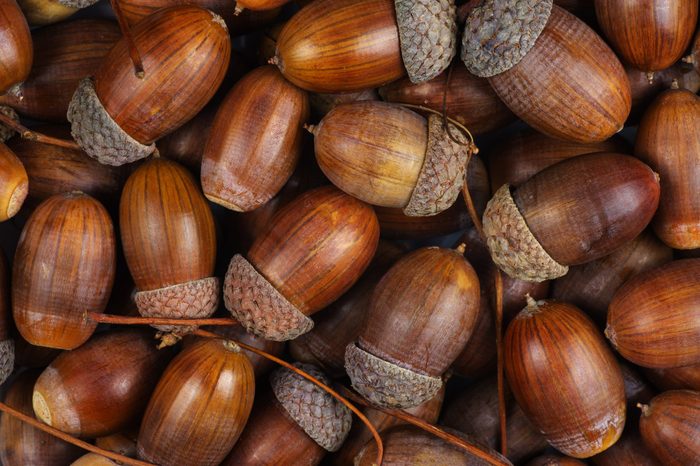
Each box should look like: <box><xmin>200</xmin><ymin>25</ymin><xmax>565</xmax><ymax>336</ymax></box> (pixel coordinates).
<box><xmin>0</xmin><ymin>339</ymin><xmax>14</xmax><ymax>385</ymax></box>
<box><xmin>67</xmin><ymin>77</ymin><xmax>156</xmax><ymax>166</ymax></box>
<box><xmin>223</xmin><ymin>254</ymin><xmax>314</xmax><ymax>341</ymax></box>
<box><xmin>461</xmin><ymin>0</ymin><xmax>553</xmax><ymax>78</ymax></box>
<box><xmin>483</xmin><ymin>184</ymin><xmax>568</xmax><ymax>282</ymax></box>
<box><xmin>0</xmin><ymin>105</ymin><xmax>18</xmax><ymax>142</ymax></box>
<box><xmin>403</xmin><ymin>114</ymin><xmax>469</xmax><ymax>217</ymax></box>
<box><xmin>56</xmin><ymin>0</ymin><xmax>99</xmax><ymax>8</ymax></box>
<box><xmin>395</xmin><ymin>0</ymin><xmax>458</xmax><ymax>84</ymax></box>
<box><xmin>344</xmin><ymin>342</ymin><xmax>442</xmax><ymax>409</ymax></box>
<box><xmin>270</xmin><ymin>363</ymin><xmax>352</xmax><ymax>452</ymax></box>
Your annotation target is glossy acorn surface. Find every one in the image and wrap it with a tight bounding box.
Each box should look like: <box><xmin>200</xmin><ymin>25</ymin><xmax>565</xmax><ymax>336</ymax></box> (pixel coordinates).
<box><xmin>0</xmin><ymin>0</ymin><xmax>32</xmax><ymax>93</ymax></box>
<box><xmin>0</xmin><ymin>142</ymin><xmax>27</xmax><ymax>222</ymax></box>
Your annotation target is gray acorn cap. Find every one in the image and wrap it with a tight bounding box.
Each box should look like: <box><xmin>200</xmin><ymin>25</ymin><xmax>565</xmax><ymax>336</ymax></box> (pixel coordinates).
<box><xmin>461</xmin><ymin>0</ymin><xmax>554</xmax><ymax>78</ymax></box>
<box><xmin>270</xmin><ymin>363</ymin><xmax>352</xmax><ymax>452</ymax></box>
<box><xmin>0</xmin><ymin>339</ymin><xmax>14</xmax><ymax>385</ymax></box>
<box><xmin>57</xmin><ymin>0</ymin><xmax>100</xmax><ymax>9</ymax></box>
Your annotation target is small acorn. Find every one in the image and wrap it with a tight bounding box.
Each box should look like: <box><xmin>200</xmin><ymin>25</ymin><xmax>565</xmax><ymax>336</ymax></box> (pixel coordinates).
<box><xmin>506</xmin><ymin>299</ymin><xmax>626</xmax><ymax>458</ymax></box>
<box><xmin>312</xmin><ymin>101</ymin><xmax>475</xmax><ymax>217</ymax></box>
<box><xmin>120</xmin><ymin>158</ymin><xmax>218</xmax><ymax>345</ymax></box>
<box><xmin>627</xmin><ymin>63</ymin><xmax>700</xmax><ymax>123</ymax></box>
<box><xmin>483</xmin><ymin>152</ymin><xmax>660</xmax><ymax>282</ymax></box>
<box><xmin>201</xmin><ymin>65</ymin><xmax>309</xmax><ymax>212</ymax></box>
<box><xmin>0</xmin><ymin>142</ymin><xmax>27</xmax><ymax>222</ymax></box>
<box><xmin>644</xmin><ymin>363</ymin><xmax>700</xmax><ymax>392</ymax></box>
<box><xmin>462</xmin><ymin>1</ymin><xmax>630</xmax><ymax>143</ymax></box>
<box><xmin>591</xmin><ymin>424</ymin><xmax>661</xmax><ymax>466</ymax></box>
<box><xmin>0</xmin><ymin>0</ymin><xmax>32</xmax><ymax>94</ymax></box>
<box><xmin>607</xmin><ymin>259</ymin><xmax>700</xmax><ymax>368</ymax></box>
<box><xmin>222</xmin><ymin>363</ymin><xmax>352</xmax><ymax>465</ymax></box>
<box><xmin>273</xmin><ymin>0</ymin><xmax>457</xmax><ymax>92</ymax></box>
<box><xmin>137</xmin><ymin>338</ymin><xmax>255</xmax><ymax>466</ymax></box>
<box><xmin>638</xmin><ymin>390</ymin><xmax>700</xmax><ymax>465</ymax></box>
<box><xmin>346</xmin><ymin>246</ymin><xmax>480</xmax><ymax>409</ymax></box>
<box><xmin>0</xmin><ymin>250</ymin><xmax>12</xmax><ymax>385</ymax></box>
<box><xmin>13</xmin><ymin>192</ymin><xmax>116</xmax><ymax>349</ymax></box>
<box><xmin>68</xmin><ymin>6</ymin><xmax>231</xmax><ymax>166</ymax></box>
<box><xmin>224</xmin><ymin>185</ymin><xmax>379</xmax><ymax>341</ymax></box>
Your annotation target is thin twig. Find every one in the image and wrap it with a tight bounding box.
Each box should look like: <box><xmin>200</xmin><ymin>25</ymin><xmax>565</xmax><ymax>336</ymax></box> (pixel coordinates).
<box><xmin>87</xmin><ymin>312</ymin><xmax>239</xmax><ymax>327</ymax></box>
<box><xmin>110</xmin><ymin>0</ymin><xmax>145</xmax><ymax>78</ymax></box>
<box><xmin>399</xmin><ymin>103</ymin><xmax>477</xmax><ymax>150</ymax></box>
<box><xmin>493</xmin><ymin>267</ymin><xmax>507</xmax><ymax>456</ymax></box>
<box><xmin>0</xmin><ymin>113</ymin><xmax>80</xmax><ymax>150</ymax></box>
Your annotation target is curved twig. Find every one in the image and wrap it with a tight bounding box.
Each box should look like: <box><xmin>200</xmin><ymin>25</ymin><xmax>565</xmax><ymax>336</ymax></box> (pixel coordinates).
<box><xmin>87</xmin><ymin>312</ymin><xmax>239</xmax><ymax>327</ymax></box>
<box><xmin>0</xmin><ymin>112</ymin><xmax>80</xmax><ymax>150</ymax></box>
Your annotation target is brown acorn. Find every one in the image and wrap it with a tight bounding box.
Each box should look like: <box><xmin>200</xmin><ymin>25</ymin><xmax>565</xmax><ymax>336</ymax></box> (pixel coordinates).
<box><xmin>234</xmin><ymin>0</ymin><xmax>289</xmax><ymax>13</ymax></box>
<box><xmin>526</xmin><ymin>455</ymin><xmax>585</xmax><ymax>466</ymax></box>
<box><xmin>156</xmin><ymin>104</ymin><xmax>216</xmax><ymax>172</ymax></box>
<box><xmin>607</xmin><ymin>259</ymin><xmax>700</xmax><ymax>368</ymax></box>
<box><xmin>505</xmin><ymin>299</ymin><xmax>626</xmax><ymax>458</ymax></box>
<box><xmin>0</xmin><ymin>142</ymin><xmax>27</xmax><ymax>222</ymax></box>
<box><xmin>313</xmin><ymin>101</ymin><xmax>474</xmax><ymax>217</ymax></box>
<box><xmin>224</xmin><ymin>185</ymin><xmax>379</xmax><ymax>341</ymax></box>
<box><xmin>483</xmin><ymin>152</ymin><xmax>660</xmax><ymax>282</ymax></box>
<box><xmin>0</xmin><ymin>371</ymin><xmax>83</xmax><ymax>465</ymax></box>
<box><xmin>68</xmin><ymin>6</ymin><xmax>230</xmax><ymax>166</ymax></box>
<box><xmin>71</xmin><ymin>454</ymin><xmax>119</xmax><ymax>466</ymax></box>
<box><xmin>32</xmin><ymin>329</ymin><xmax>171</xmax><ymax>438</ymax></box>
<box><xmin>591</xmin><ymin>424</ymin><xmax>661</xmax><ymax>466</ymax></box>
<box><xmin>636</xmin><ymin>89</ymin><xmax>700</xmax><ymax>249</ymax></box>
<box><xmin>120</xmin><ymin>158</ymin><xmax>218</xmax><ymax>344</ymax></box>
<box><xmin>137</xmin><ymin>338</ymin><xmax>255</xmax><ymax>466</ymax></box>
<box><xmin>13</xmin><ymin>192</ymin><xmax>116</xmax><ymax>349</ymax></box>
<box><xmin>595</xmin><ymin>0</ymin><xmax>697</xmax><ymax>76</ymax></box>
<box><xmin>222</xmin><ymin>363</ymin><xmax>352</xmax><ymax>465</ymax></box>
<box><xmin>552</xmin><ymin>230</ymin><xmax>673</xmax><ymax>325</ymax></box>
<box><xmin>309</xmin><ymin>88</ymin><xmax>379</xmax><ymax>120</ymax></box>
<box><xmin>95</xmin><ymin>429</ymin><xmax>138</xmax><ymax>458</ymax></box>
<box><xmin>346</xmin><ymin>246</ymin><xmax>480</xmax><ymax>409</ymax></box>
<box><xmin>645</xmin><ymin>363</ymin><xmax>700</xmax><ymax>392</ymax></box>
<box><xmin>0</xmin><ymin>19</ymin><xmax>120</xmax><ymax>122</ymax></box>
<box><xmin>462</xmin><ymin>1</ymin><xmax>630</xmax><ymax>143</ymax></box>
<box><xmin>201</xmin><ymin>65</ymin><xmax>309</xmax><ymax>212</ymax></box>
<box><xmin>627</xmin><ymin>63</ymin><xmax>700</xmax><ymax>123</ymax></box>
<box><xmin>0</xmin><ymin>250</ymin><xmax>12</xmax><ymax>385</ymax></box>
<box><xmin>0</xmin><ymin>0</ymin><xmax>32</xmax><ymax>94</ymax></box>
<box><xmin>638</xmin><ymin>390</ymin><xmax>700</xmax><ymax>465</ymax></box>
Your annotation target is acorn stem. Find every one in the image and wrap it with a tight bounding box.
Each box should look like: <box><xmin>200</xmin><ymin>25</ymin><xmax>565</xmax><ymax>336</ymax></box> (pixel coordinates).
<box><xmin>268</xmin><ymin>56</ymin><xmax>279</xmax><ymax>66</ymax></box>
<box><xmin>0</xmin><ymin>112</ymin><xmax>81</xmax><ymax>150</ymax></box>
<box><xmin>455</xmin><ymin>243</ymin><xmax>466</xmax><ymax>254</ymax></box>
<box><xmin>86</xmin><ymin>312</ymin><xmax>239</xmax><ymax>327</ymax></box>
<box><xmin>493</xmin><ymin>267</ymin><xmax>507</xmax><ymax>456</ymax></box>
<box><xmin>110</xmin><ymin>0</ymin><xmax>146</xmax><ymax>78</ymax></box>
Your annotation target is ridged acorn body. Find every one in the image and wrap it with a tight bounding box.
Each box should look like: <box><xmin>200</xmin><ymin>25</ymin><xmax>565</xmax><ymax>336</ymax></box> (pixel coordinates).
<box><xmin>137</xmin><ymin>338</ymin><xmax>255</xmax><ymax>466</ymax></box>
<box><xmin>505</xmin><ymin>300</ymin><xmax>626</xmax><ymax>458</ymax></box>
<box><xmin>607</xmin><ymin>259</ymin><xmax>700</xmax><ymax>368</ymax></box>
<box><xmin>0</xmin><ymin>142</ymin><xmax>27</xmax><ymax>221</ymax></box>
<box><xmin>13</xmin><ymin>192</ymin><xmax>115</xmax><ymax>349</ymax></box>
<box><xmin>201</xmin><ymin>65</ymin><xmax>309</xmax><ymax>212</ymax></box>
<box><xmin>0</xmin><ymin>0</ymin><xmax>32</xmax><ymax>93</ymax></box>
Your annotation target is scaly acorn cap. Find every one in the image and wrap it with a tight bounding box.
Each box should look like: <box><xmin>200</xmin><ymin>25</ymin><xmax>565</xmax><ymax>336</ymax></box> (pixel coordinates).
<box><xmin>395</xmin><ymin>0</ymin><xmax>458</xmax><ymax>84</ymax></box>
<box><xmin>461</xmin><ymin>0</ymin><xmax>554</xmax><ymax>78</ymax></box>
<box><xmin>56</xmin><ymin>0</ymin><xmax>99</xmax><ymax>8</ymax></box>
<box><xmin>0</xmin><ymin>339</ymin><xmax>13</xmax><ymax>385</ymax></box>
<box><xmin>223</xmin><ymin>254</ymin><xmax>314</xmax><ymax>341</ymax></box>
<box><xmin>344</xmin><ymin>342</ymin><xmax>442</xmax><ymax>409</ymax></box>
<box><xmin>270</xmin><ymin>363</ymin><xmax>352</xmax><ymax>452</ymax></box>
<box><xmin>67</xmin><ymin>77</ymin><xmax>156</xmax><ymax>166</ymax></box>
<box><xmin>0</xmin><ymin>105</ymin><xmax>18</xmax><ymax>142</ymax></box>
<box><xmin>403</xmin><ymin>114</ymin><xmax>469</xmax><ymax>217</ymax></box>
<box><xmin>482</xmin><ymin>184</ymin><xmax>568</xmax><ymax>282</ymax></box>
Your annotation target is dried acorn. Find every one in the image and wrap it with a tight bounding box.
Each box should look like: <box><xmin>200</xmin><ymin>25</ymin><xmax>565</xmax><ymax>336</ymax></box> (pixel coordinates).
<box><xmin>483</xmin><ymin>153</ymin><xmax>660</xmax><ymax>282</ymax></box>
<box><xmin>0</xmin><ymin>0</ymin><xmax>32</xmax><ymax>94</ymax></box>
<box><xmin>0</xmin><ymin>142</ymin><xmax>27</xmax><ymax>222</ymax></box>
<box><xmin>13</xmin><ymin>192</ymin><xmax>116</xmax><ymax>349</ymax></box>
<box><xmin>0</xmin><ymin>250</ymin><xmax>12</xmax><ymax>385</ymax></box>
<box><xmin>462</xmin><ymin>1</ymin><xmax>630</xmax><ymax>143</ymax></box>
<box><xmin>505</xmin><ymin>299</ymin><xmax>626</xmax><ymax>458</ymax></box>
<box><xmin>312</xmin><ymin>101</ymin><xmax>474</xmax><ymax>217</ymax></box>
<box><xmin>346</xmin><ymin>246</ymin><xmax>480</xmax><ymax>409</ymax></box>
<box><xmin>224</xmin><ymin>186</ymin><xmax>379</xmax><ymax>341</ymax></box>
<box><xmin>68</xmin><ymin>6</ymin><xmax>230</xmax><ymax>166</ymax></box>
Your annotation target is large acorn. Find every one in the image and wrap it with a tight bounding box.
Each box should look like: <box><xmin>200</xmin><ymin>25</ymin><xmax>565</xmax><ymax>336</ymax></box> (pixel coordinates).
<box><xmin>505</xmin><ymin>299</ymin><xmax>626</xmax><ymax>458</ymax></box>
<box><xmin>462</xmin><ymin>1</ymin><xmax>630</xmax><ymax>143</ymax></box>
<box><xmin>312</xmin><ymin>101</ymin><xmax>474</xmax><ymax>217</ymax></box>
<box><xmin>607</xmin><ymin>259</ymin><xmax>700</xmax><ymax>368</ymax></box>
<box><xmin>483</xmin><ymin>153</ymin><xmax>660</xmax><ymax>282</ymax></box>
<box><xmin>0</xmin><ymin>250</ymin><xmax>12</xmax><ymax>385</ymax></box>
<box><xmin>273</xmin><ymin>0</ymin><xmax>457</xmax><ymax>92</ymax></box>
<box><xmin>13</xmin><ymin>192</ymin><xmax>116</xmax><ymax>349</ymax></box>
<box><xmin>345</xmin><ymin>246</ymin><xmax>480</xmax><ymax>409</ymax></box>
<box><xmin>137</xmin><ymin>338</ymin><xmax>255</xmax><ymax>465</ymax></box>
<box><xmin>201</xmin><ymin>65</ymin><xmax>309</xmax><ymax>212</ymax></box>
<box><xmin>67</xmin><ymin>6</ymin><xmax>230</xmax><ymax>166</ymax></box>
<box><xmin>224</xmin><ymin>185</ymin><xmax>379</xmax><ymax>341</ymax></box>
<box><xmin>0</xmin><ymin>142</ymin><xmax>27</xmax><ymax>222</ymax></box>
<box><xmin>0</xmin><ymin>0</ymin><xmax>32</xmax><ymax>94</ymax></box>
<box><xmin>120</xmin><ymin>158</ymin><xmax>218</xmax><ymax>345</ymax></box>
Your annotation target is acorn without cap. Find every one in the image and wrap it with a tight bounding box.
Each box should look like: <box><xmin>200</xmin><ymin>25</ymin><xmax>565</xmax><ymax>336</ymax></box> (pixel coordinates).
<box><xmin>0</xmin><ymin>0</ymin><xmax>32</xmax><ymax>94</ymax></box>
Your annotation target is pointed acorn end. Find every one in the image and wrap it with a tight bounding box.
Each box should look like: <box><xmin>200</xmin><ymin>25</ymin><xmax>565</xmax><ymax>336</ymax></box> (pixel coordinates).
<box><xmin>637</xmin><ymin>402</ymin><xmax>650</xmax><ymax>416</ymax></box>
<box><xmin>6</xmin><ymin>180</ymin><xmax>27</xmax><ymax>219</ymax></box>
<box><xmin>670</xmin><ymin>79</ymin><xmax>680</xmax><ymax>90</ymax></box>
<box><xmin>156</xmin><ymin>332</ymin><xmax>181</xmax><ymax>349</ymax></box>
<box><xmin>646</xmin><ymin>71</ymin><xmax>655</xmax><ymax>84</ymax></box>
<box><xmin>455</xmin><ymin>243</ymin><xmax>467</xmax><ymax>255</ymax></box>
<box><xmin>234</xmin><ymin>4</ymin><xmax>244</xmax><ymax>15</ymax></box>
<box><xmin>683</xmin><ymin>54</ymin><xmax>695</xmax><ymax>65</ymax></box>
<box><xmin>304</xmin><ymin>123</ymin><xmax>317</xmax><ymax>135</ymax></box>
<box><xmin>604</xmin><ymin>324</ymin><xmax>617</xmax><ymax>348</ymax></box>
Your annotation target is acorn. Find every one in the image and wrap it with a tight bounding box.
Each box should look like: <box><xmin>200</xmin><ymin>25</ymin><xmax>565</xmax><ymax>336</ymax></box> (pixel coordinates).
<box><xmin>607</xmin><ymin>259</ymin><xmax>700</xmax><ymax>368</ymax></box>
<box><xmin>201</xmin><ymin>65</ymin><xmax>309</xmax><ymax>212</ymax></box>
<box><xmin>222</xmin><ymin>363</ymin><xmax>352</xmax><ymax>465</ymax></box>
<box><xmin>627</xmin><ymin>63</ymin><xmax>700</xmax><ymax>123</ymax></box>
<box><xmin>234</xmin><ymin>0</ymin><xmax>288</xmax><ymax>13</ymax></box>
<box><xmin>0</xmin><ymin>19</ymin><xmax>120</xmax><ymax>123</ymax></box>
<box><xmin>67</xmin><ymin>6</ymin><xmax>230</xmax><ymax>166</ymax></box>
<box><xmin>591</xmin><ymin>424</ymin><xmax>661</xmax><ymax>466</ymax></box>
<box><xmin>462</xmin><ymin>1</ymin><xmax>630</xmax><ymax>143</ymax></box>
<box><xmin>346</xmin><ymin>246</ymin><xmax>480</xmax><ymax>409</ymax></box>
<box><xmin>526</xmin><ymin>455</ymin><xmax>585</xmax><ymax>466</ymax></box>
<box><xmin>0</xmin><ymin>142</ymin><xmax>27</xmax><ymax>222</ymax></box>
<box><xmin>32</xmin><ymin>329</ymin><xmax>171</xmax><ymax>438</ymax></box>
<box><xmin>156</xmin><ymin>104</ymin><xmax>216</xmax><ymax>172</ymax></box>
<box><xmin>312</xmin><ymin>101</ymin><xmax>475</xmax><ymax>217</ymax></box>
<box><xmin>95</xmin><ymin>429</ymin><xmax>138</xmax><ymax>458</ymax></box>
<box><xmin>0</xmin><ymin>250</ymin><xmax>12</xmax><ymax>386</ymax></box>
<box><xmin>120</xmin><ymin>158</ymin><xmax>218</xmax><ymax>345</ymax></box>
<box><xmin>309</xmin><ymin>88</ymin><xmax>379</xmax><ymax>120</ymax></box>
<box><xmin>595</xmin><ymin>0</ymin><xmax>697</xmax><ymax>78</ymax></box>
<box><xmin>13</xmin><ymin>192</ymin><xmax>115</xmax><ymax>349</ymax></box>
<box><xmin>224</xmin><ymin>185</ymin><xmax>379</xmax><ymax>341</ymax></box>
<box><xmin>273</xmin><ymin>0</ymin><xmax>457</xmax><ymax>92</ymax></box>
<box><xmin>0</xmin><ymin>0</ymin><xmax>32</xmax><ymax>94</ymax></box>
<box><xmin>636</xmin><ymin>88</ymin><xmax>700</xmax><ymax>249</ymax></box>
<box><xmin>506</xmin><ymin>299</ymin><xmax>626</xmax><ymax>457</ymax></box>
<box><xmin>552</xmin><ymin>230</ymin><xmax>673</xmax><ymax>325</ymax></box>
<box><xmin>137</xmin><ymin>338</ymin><xmax>255</xmax><ymax>465</ymax></box>
<box><xmin>638</xmin><ymin>390</ymin><xmax>700</xmax><ymax>465</ymax></box>
<box><xmin>483</xmin><ymin>152</ymin><xmax>660</xmax><ymax>282</ymax></box>
<box><xmin>645</xmin><ymin>363</ymin><xmax>700</xmax><ymax>392</ymax></box>
<box><xmin>71</xmin><ymin>454</ymin><xmax>119</xmax><ymax>466</ymax></box>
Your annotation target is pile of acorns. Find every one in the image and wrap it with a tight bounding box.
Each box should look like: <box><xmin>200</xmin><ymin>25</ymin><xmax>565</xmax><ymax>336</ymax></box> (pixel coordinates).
<box><xmin>0</xmin><ymin>0</ymin><xmax>698</xmax><ymax>464</ymax></box>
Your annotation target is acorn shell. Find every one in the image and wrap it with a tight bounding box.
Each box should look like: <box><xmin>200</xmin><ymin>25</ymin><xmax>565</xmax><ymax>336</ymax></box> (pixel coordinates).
<box><xmin>0</xmin><ymin>0</ymin><xmax>32</xmax><ymax>93</ymax></box>
<box><xmin>0</xmin><ymin>142</ymin><xmax>27</xmax><ymax>222</ymax></box>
